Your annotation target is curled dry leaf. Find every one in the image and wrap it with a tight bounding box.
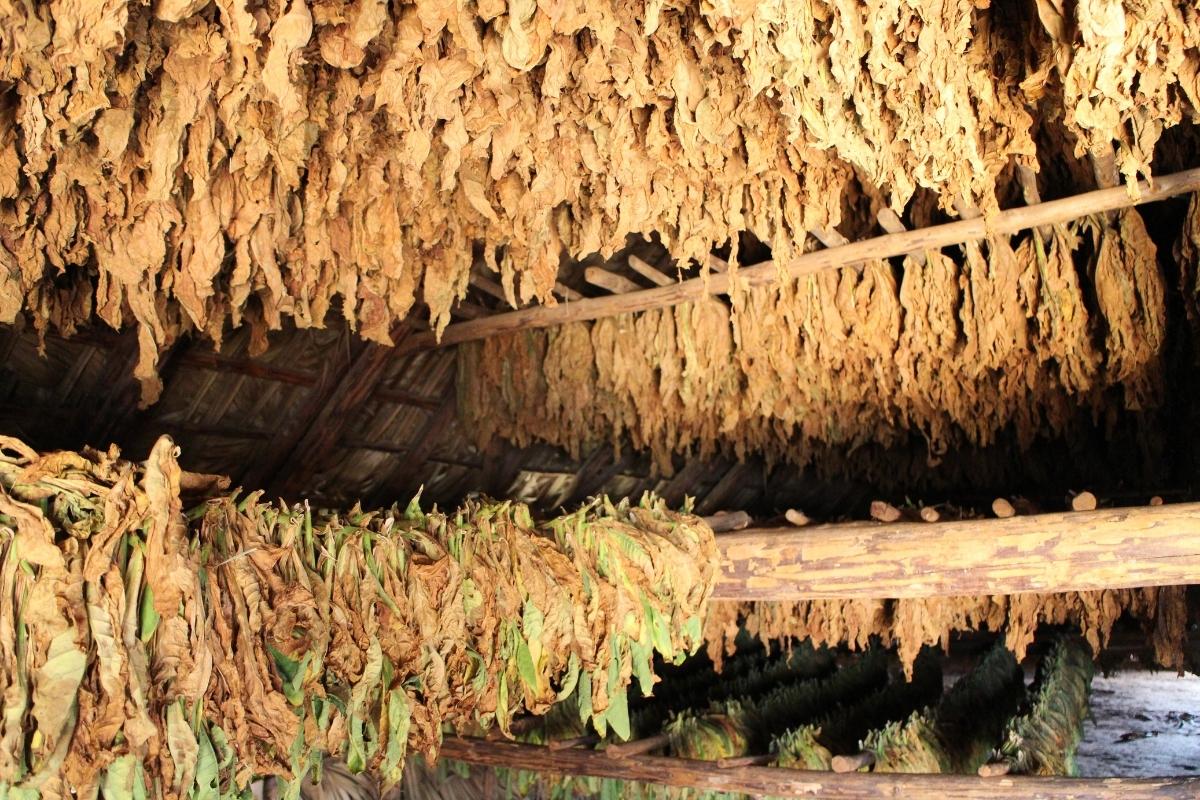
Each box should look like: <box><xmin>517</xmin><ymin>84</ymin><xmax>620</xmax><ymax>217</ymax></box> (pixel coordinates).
<box><xmin>703</xmin><ymin>586</ymin><xmax>1190</xmax><ymax>679</ymax></box>
<box><xmin>460</xmin><ymin>213</ymin><xmax>1166</xmax><ymax>475</ymax></box>
<box><xmin>0</xmin><ymin>436</ymin><xmax>716</xmax><ymax>797</ymax></box>
<box><xmin>1</xmin><ymin>2</ymin><xmax>1197</xmax><ymax>397</ymax></box>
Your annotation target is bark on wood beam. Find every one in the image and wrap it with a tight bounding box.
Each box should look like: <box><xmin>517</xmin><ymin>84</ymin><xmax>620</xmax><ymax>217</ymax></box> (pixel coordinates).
<box><xmin>436</xmin><ymin>737</ymin><xmax>1199</xmax><ymax>799</ymax></box>
<box><xmin>712</xmin><ymin>502</ymin><xmax>1200</xmax><ymax>601</ymax></box>
<box><xmin>399</xmin><ymin>167</ymin><xmax>1200</xmax><ymax>353</ymax></box>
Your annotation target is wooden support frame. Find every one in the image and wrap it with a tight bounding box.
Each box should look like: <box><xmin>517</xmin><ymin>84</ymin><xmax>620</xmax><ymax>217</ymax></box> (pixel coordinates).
<box><xmin>437</xmin><ymin>737</ymin><xmax>1199</xmax><ymax>799</ymax></box>
<box><xmin>713</xmin><ymin>502</ymin><xmax>1200</xmax><ymax>601</ymax></box>
<box><xmin>400</xmin><ymin>167</ymin><xmax>1200</xmax><ymax>353</ymax></box>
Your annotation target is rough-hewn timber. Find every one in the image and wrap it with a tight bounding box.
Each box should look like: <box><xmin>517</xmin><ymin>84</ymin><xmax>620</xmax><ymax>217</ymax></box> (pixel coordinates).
<box><xmin>714</xmin><ymin>502</ymin><xmax>1200</xmax><ymax>601</ymax></box>
<box><xmin>437</xmin><ymin>737</ymin><xmax>1200</xmax><ymax>799</ymax></box>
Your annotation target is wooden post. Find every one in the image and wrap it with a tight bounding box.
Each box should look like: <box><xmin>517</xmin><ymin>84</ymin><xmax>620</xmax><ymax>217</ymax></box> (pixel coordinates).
<box><xmin>400</xmin><ymin>167</ymin><xmax>1200</xmax><ymax>352</ymax></box>
<box><xmin>436</xmin><ymin>737</ymin><xmax>1200</xmax><ymax>799</ymax></box>
<box><xmin>713</xmin><ymin>502</ymin><xmax>1200</xmax><ymax>601</ymax></box>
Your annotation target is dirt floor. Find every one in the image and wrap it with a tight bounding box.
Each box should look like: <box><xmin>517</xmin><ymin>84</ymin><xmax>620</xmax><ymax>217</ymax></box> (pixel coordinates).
<box><xmin>1076</xmin><ymin>670</ymin><xmax>1200</xmax><ymax>777</ymax></box>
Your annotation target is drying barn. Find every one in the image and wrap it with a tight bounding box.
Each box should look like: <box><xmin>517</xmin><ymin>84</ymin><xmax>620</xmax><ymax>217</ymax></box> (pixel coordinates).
<box><xmin>1</xmin><ymin>1</ymin><xmax>1199</xmax><ymax>798</ymax></box>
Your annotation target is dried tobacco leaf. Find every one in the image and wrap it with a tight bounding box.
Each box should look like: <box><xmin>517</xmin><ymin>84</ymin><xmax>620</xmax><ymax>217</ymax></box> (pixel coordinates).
<box><xmin>4</xmin><ymin>2</ymin><xmax>1197</xmax><ymax>395</ymax></box>
<box><xmin>0</xmin><ymin>436</ymin><xmax>716</xmax><ymax>798</ymax></box>
<box><xmin>707</xmin><ymin>584</ymin><xmax>1190</xmax><ymax>678</ymax></box>
<box><xmin>460</xmin><ymin>212</ymin><xmax>1168</xmax><ymax>477</ymax></box>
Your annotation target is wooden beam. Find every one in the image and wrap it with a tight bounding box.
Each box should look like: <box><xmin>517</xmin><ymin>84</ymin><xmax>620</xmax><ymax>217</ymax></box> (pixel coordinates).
<box><xmin>555</xmin><ymin>282</ymin><xmax>583</xmax><ymax>302</ymax></box>
<box><xmin>436</xmin><ymin>738</ymin><xmax>1199</xmax><ymax>799</ymax></box>
<box><xmin>177</xmin><ymin>351</ymin><xmax>316</xmax><ymax>387</ymax></box>
<box><xmin>399</xmin><ymin>167</ymin><xmax>1200</xmax><ymax>352</ymax></box>
<box><xmin>712</xmin><ymin>502</ymin><xmax>1200</xmax><ymax>601</ymax></box>
<box><xmin>876</xmin><ymin>208</ymin><xmax>926</xmax><ymax>265</ymax></box>
<box><xmin>469</xmin><ymin>272</ymin><xmax>511</xmax><ymax>305</ymax></box>
<box><xmin>451</xmin><ymin>300</ymin><xmax>489</xmax><ymax>320</ymax></box>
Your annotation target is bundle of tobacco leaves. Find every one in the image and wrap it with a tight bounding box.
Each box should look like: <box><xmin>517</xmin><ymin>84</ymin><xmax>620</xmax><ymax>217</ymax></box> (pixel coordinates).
<box><xmin>666</xmin><ymin>647</ymin><xmax>889</xmax><ymax>760</ymax></box>
<box><xmin>0</xmin><ymin>435</ymin><xmax>716</xmax><ymax>799</ymax></box>
<box><xmin>706</xmin><ymin>584</ymin><xmax>1192</xmax><ymax>677</ymax></box>
<box><xmin>772</xmin><ymin>648</ymin><xmax>943</xmax><ymax>770</ymax></box>
<box><xmin>991</xmin><ymin>637</ymin><xmax>1094</xmax><ymax>776</ymax></box>
<box><xmin>628</xmin><ymin>642</ymin><xmax>834</xmax><ymax>740</ymax></box>
<box><xmin>6</xmin><ymin>1</ymin><xmax>1199</xmax><ymax>398</ymax></box>
<box><xmin>460</xmin><ymin>208</ymin><xmax>1169</xmax><ymax>483</ymax></box>
<box><xmin>864</xmin><ymin>642</ymin><xmax>1026</xmax><ymax>774</ymax></box>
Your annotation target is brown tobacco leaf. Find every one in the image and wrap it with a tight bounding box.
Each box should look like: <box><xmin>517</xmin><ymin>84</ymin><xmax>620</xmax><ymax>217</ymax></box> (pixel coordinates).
<box><xmin>0</xmin><ymin>435</ymin><xmax>716</xmax><ymax>797</ymax></box>
<box><xmin>707</xmin><ymin>586</ymin><xmax>1190</xmax><ymax>678</ymax></box>
<box><xmin>3</xmin><ymin>2</ymin><xmax>1197</xmax><ymax>394</ymax></box>
<box><xmin>460</xmin><ymin>212</ymin><xmax>1167</xmax><ymax>476</ymax></box>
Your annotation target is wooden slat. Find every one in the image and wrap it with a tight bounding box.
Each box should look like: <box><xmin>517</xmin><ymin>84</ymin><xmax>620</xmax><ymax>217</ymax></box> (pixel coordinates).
<box><xmin>627</xmin><ymin>255</ymin><xmax>674</xmax><ymax>287</ymax></box>
<box><xmin>177</xmin><ymin>351</ymin><xmax>316</xmax><ymax>387</ymax></box>
<box><xmin>584</xmin><ymin>266</ymin><xmax>641</xmax><ymax>294</ymax></box>
<box><xmin>247</xmin><ymin>326</ymin><xmax>410</xmax><ymax>494</ymax></box>
<box><xmin>876</xmin><ymin>208</ymin><xmax>926</xmax><ymax>265</ymax></box>
<box><xmin>369</xmin><ymin>384</ymin><xmax>458</xmax><ymax>506</ymax></box>
<box><xmin>399</xmin><ymin>167</ymin><xmax>1200</xmax><ymax>352</ymax></box>
<box><xmin>437</xmin><ymin>738</ymin><xmax>1198</xmax><ymax>799</ymax></box>
<box><xmin>713</xmin><ymin>502</ymin><xmax>1200</xmax><ymax>601</ymax></box>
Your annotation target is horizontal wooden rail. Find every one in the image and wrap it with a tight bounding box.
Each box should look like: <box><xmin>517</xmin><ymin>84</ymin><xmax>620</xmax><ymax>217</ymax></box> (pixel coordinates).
<box><xmin>713</xmin><ymin>502</ymin><xmax>1200</xmax><ymax>601</ymax></box>
<box><xmin>402</xmin><ymin>167</ymin><xmax>1200</xmax><ymax>352</ymax></box>
<box><xmin>437</xmin><ymin>737</ymin><xmax>1199</xmax><ymax>799</ymax></box>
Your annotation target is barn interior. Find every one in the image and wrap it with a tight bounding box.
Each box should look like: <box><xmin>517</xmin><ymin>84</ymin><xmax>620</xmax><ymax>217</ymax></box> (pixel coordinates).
<box><xmin>2</xmin><ymin>0</ymin><xmax>1200</xmax><ymax>798</ymax></box>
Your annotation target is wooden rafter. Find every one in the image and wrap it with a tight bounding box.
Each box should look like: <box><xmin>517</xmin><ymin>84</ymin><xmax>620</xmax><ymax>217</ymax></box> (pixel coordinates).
<box><xmin>369</xmin><ymin>382</ymin><xmax>459</xmax><ymax>506</ymax></box>
<box><xmin>713</xmin><ymin>502</ymin><xmax>1200</xmax><ymax>601</ymax></box>
<box><xmin>247</xmin><ymin>325</ymin><xmax>411</xmax><ymax>495</ymax></box>
<box><xmin>437</xmin><ymin>737</ymin><xmax>1199</xmax><ymax>799</ymax></box>
<box><xmin>399</xmin><ymin>167</ymin><xmax>1200</xmax><ymax>353</ymax></box>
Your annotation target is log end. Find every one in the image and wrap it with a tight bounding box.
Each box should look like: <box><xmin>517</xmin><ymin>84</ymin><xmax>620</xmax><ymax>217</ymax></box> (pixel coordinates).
<box><xmin>870</xmin><ymin>501</ymin><xmax>902</xmax><ymax>523</ymax></box>
<box><xmin>832</xmin><ymin>752</ymin><xmax>875</xmax><ymax>773</ymax></box>
<box><xmin>992</xmin><ymin>497</ymin><xmax>1016</xmax><ymax>518</ymax></box>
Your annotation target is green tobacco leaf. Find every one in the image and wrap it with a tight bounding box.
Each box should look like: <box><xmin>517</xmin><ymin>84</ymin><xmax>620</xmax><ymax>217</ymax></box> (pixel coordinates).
<box><xmin>193</xmin><ymin>727</ymin><xmax>220</xmax><ymax>800</ymax></box>
<box><xmin>101</xmin><ymin>754</ymin><xmax>147</xmax><ymax>800</ymax></box>
<box><xmin>380</xmin><ymin>689</ymin><xmax>411</xmax><ymax>786</ymax></box>
<box><xmin>514</xmin><ymin>632</ymin><xmax>537</xmax><ymax>692</ymax></box>
<box><xmin>606</xmin><ymin>689</ymin><xmax>630</xmax><ymax>741</ymax></box>
<box><xmin>30</xmin><ymin>631</ymin><xmax>87</xmax><ymax>769</ymax></box>
<box><xmin>139</xmin><ymin>584</ymin><xmax>159</xmax><ymax>642</ymax></box>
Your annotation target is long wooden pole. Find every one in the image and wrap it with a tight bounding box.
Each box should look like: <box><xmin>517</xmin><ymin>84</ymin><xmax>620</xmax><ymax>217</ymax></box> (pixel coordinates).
<box><xmin>437</xmin><ymin>737</ymin><xmax>1199</xmax><ymax>799</ymax></box>
<box><xmin>402</xmin><ymin>167</ymin><xmax>1200</xmax><ymax>352</ymax></box>
<box><xmin>712</xmin><ymin>502</ymin><xmax>1200</xmax><ymax>601</ymax></box>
